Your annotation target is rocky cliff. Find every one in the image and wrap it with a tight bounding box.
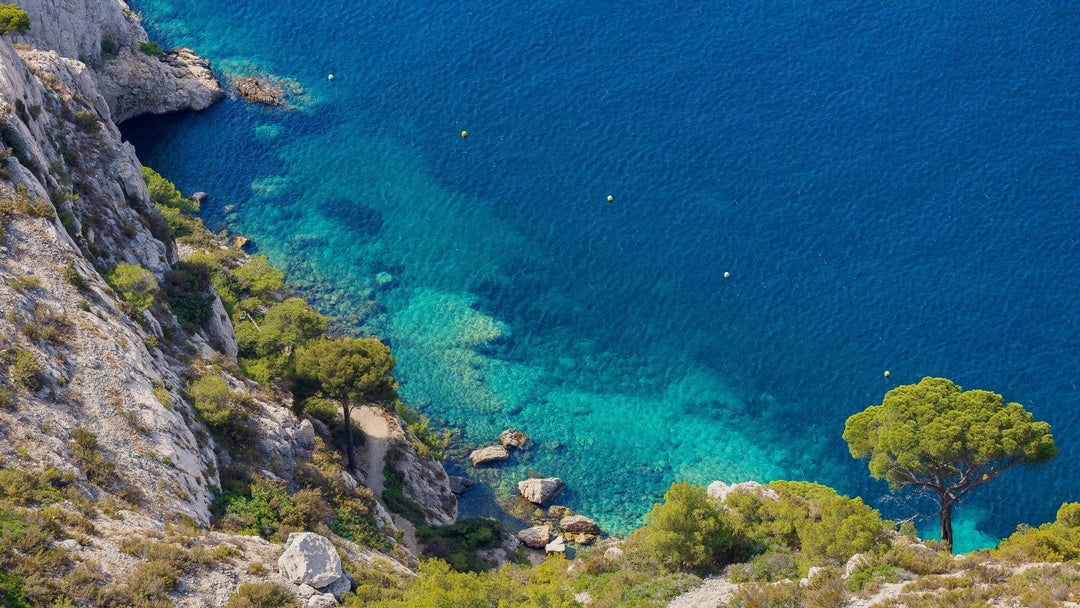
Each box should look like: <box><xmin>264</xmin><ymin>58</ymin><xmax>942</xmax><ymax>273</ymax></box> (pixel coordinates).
<box><xmin>0</xmin><ymin>1</ymin><xmax>456</xmax><ymax>605</ymax></box>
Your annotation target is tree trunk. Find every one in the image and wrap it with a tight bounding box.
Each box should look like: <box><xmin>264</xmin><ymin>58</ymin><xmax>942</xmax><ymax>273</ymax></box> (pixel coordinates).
<box><xmin>343</xmin><ymin>401</ymin><xmax>356</xmax><ymax>472</ymax></box>
<box><xmin>940</xmin><ymin>500</ymin><xmax>954</xmax><ymax>552</ymax></box>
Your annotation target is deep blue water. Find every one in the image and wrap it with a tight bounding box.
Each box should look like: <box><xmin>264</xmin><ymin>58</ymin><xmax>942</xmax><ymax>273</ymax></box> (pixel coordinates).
<box><xmin>122</xmin><ymin>0</ymin><xmax>1080</xmax><ymax>551</ymax></box>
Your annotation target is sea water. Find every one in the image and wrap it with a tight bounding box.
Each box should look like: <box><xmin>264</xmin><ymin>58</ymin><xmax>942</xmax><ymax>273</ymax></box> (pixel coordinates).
<box><xmin>121</xmin><ymin>0</ymin><xmax>1080</xmax><ymax>551</ymax></box>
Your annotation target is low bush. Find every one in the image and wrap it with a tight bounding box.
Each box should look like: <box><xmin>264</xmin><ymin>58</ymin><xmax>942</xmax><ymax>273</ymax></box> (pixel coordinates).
<box><xmin>7</xmin><ymin>348</ymin><xmax>42</xmax><ymax>391</ymax></box>
<box><xmin>139</xmin><ymin>42</ymin><xmax>165</xmax><ymax>56</ymax></box>
<box><xmin>994</xmin><ymin>502</ymin><xmax>1080</xmax><ymax>563</ymax></box>
<box><xmin>225</xmin><ymin>583</ymin><xmax>299</xmax><ymax>608</ymax></box>
<box><xmin>631</xmin><ymin>481</ymin><xmax>737</xmax><ymax>575</ymax></box>
<box><xmin>416</xmin><ymin>517</ymin><xmax>505</xmax><ymax>572</ymax></box>
<box><xmin>104</xmin><ymin>263</ymin><xmax>157</xmax><ymax>316</ymax></box>
<box><xmin>7</xmin><ymin>275</ymin><xmax>39</xmax><ymax>292</ymax></box>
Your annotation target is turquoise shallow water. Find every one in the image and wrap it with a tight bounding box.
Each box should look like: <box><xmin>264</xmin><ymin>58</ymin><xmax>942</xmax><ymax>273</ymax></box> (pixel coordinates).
<box><xmin>123</xmin><ymin>0</ymin><xmax>1080</xmax><ymax>551</ymax></box>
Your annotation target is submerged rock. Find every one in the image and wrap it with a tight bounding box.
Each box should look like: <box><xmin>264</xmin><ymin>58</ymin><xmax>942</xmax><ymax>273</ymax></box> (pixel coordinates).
<box><xmin>559</xmin><ymin>515</ymin><xmax>600</xmax><ymax>535</ymax></box>
<box><xmin>469</xmin><ymin>445</ymin><xmax>510</xmax><ymax>466</ymax></box>
<box><xmin>448</xmin><ymin>475</ymin><xmax>476</xmax><ymax>495</ymax></box>
<box><xmin>518</xmin><ymin>477</ymin><xmax>564</xmax><ymax>504</ymax></box>
<box><xmin>232</xmin><ymin>76</ymin><xmax>286</xmax><ymax>105</ymax></box>
<box><xmin>499</xmin><ymin>428</ymin><xmax>529</xmax><ymax>450</ymax></box>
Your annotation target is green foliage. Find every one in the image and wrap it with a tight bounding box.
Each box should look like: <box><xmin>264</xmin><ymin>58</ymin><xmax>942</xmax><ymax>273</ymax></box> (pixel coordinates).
<box><xmin>398</xmin><ymin>403</ymin><xmax>451</xmax><ymax>460</ymax></box>
<box><xmin>7</xmin><ymin>348</ymin><xmax>42</xmax><ymax>391</ymax></box>
<box><xmin>139</xmin><ymin>42</ymin><xmax>165</xmax><ymax>56</ymax></box>
<box><xmin>294</xmin><ymin>336</ymin><xmax>397</xmax><ymax>405</ymax></box>
<box><xmin>163</xmin><ymin>259</ymin><xmax>214</xmax><ymax>327</ymax></box>
<box><xmin>142</xmin><ymin>167</ymin><xmax>197</xmax><ymax>213</ymax></box>
<box><xmin>60</xmin><ymin>263</ymin><xmax>84</xmax><ymax>290</ymax></box>
<box><xmin>0</xmin><ymin>468</ymin><xmax>63</xmax><ymax>505</ymax></box>
<box><xmin>846</xmin><ymin>564</ymin><xmax>903</xmax><ymax>592</ymax></box>
<box><xmin>69</xmin><ymin>428</ymin><xmax>115</xmax><ymax>486</ymax></box>
<box><xmin>0</xmin><ymin>4</ymin><xmax>29</xmax><ymax>35</ymax></box>
<box><xmin>236</xmin><ymin>297</ymin><xmax>325</xmax><ymax>379</ymax></box>
<box><xmin>843</xmin><ymin>377</ymin><xmax>1056</xmax><ymax>548</ymax></box>
<box><xmin>353</xmin><ymin>557</ymin><xmax>578</xmax><ymax>608</ymax></box>
<box><xmin>0</xmin><ymin>571</ymin><xmax>29</xmax><ymax>608</ymax></box>
<box><xmin>229</xmin><ymin>255</ymin><xmax>283</xmax><ymax>300</ymax></box>
<box><xmin>187</xmin><ymin>373</ymin><xmax>243</xmax><ymax>432</ymax></box>
<box><xmin>381</xmin><ymin>462</ymin><xmax>423</xmax><ymax>523</ymax></box>
<box><xmin>225</xmin><ymin>583</ymin><xmax>299</xmax><ymax>608</ymax></box>
<box><xmin>73</xmin><ymin>111</ymin><xmax>100</xmax><ymax>133</ymax></box>
<box><xmin>994</xmin><ymin>502</ymin><xmax>1080</xmax><ymax>563</ymax></box>
<box><xmin>8</xmin><ymin>275</ymin><xmax>39</xmax><ymax>292</ymax></box>
<box><xmin>416</xmin><ymin>518</ymin><xmax>505</xmax><ymax>572</ymax></box>
<box><xmin>211</xmin><ymin>475</ymin><xmax>309</xmax><ymax>539</ymax></box>
<box><xmin>331</xmin><ymin>501</ymin><xmax>390</xmax><ymax>551</ymax></box>
<box><xmin>104</xmin><ymin>263</ymin><xmax>157</xmax><ymax>315</ymax></box>
<box><xmin>631</xmin><ymin>482</ymin><xmax>736</xmax><ymax>575</ymax></box>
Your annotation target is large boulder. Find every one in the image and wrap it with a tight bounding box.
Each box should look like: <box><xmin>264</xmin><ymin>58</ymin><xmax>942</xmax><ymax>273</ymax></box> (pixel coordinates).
<box><xmin>517</xmin><ymin>525</ymin><xmax>551</xmax><ymax>549</ymax></box>
<box><xmin>499</xmin><ymin>429</ymin><xmax>529</xmax><ymax>450</ymax></box>
<box><xmin>559</xmin><ymin>515</ymin><xmax>600</xmax><ymax>535</ymax></box>
<box><xmin>469</xmin><ymin>445</ymin><xmax>510</xmax><ymax>466</ymax></box>
<box><xmin>278</xmin><ymin>533</ymin><xmax>344</xmax><ymax>589</ymax></box>
<box><xmin>518</xmin><ymin>477</ymin><xmax>564</xmax><ymax>504</ymax></box>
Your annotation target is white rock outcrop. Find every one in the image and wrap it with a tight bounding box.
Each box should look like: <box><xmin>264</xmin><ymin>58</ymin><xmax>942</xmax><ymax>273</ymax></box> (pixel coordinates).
<box><xmin>706</xmin><ymin>480</ymin><xmax>779</xmax><ymax>503</ymax></box>
<box><xmin>277</xmin><ymin>533</ymin><xmax>344</xmax><ymax>589</ymax></box>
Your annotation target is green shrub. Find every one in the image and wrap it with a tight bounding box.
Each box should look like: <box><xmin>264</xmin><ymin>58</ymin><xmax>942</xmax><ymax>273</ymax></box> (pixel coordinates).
<box><xmin>225</xmin><ymin>583</ymin><xmax>299</xmax><ymax>608</ymax></box>
<box><xmin>187</xmin><ymin>374</ymin><xmax>240</xmax><ymax>430</ymax></box>
<box><xmin>163</xmin><ymin>259</ymin><xmax>213</xmax><ymax>327</ymax></box>
<box><xmin>104</xmin><ymin>263</ymin><xmax>157</xmax><ymax>315</ymax></box>
<box><xmin>631</xmin><ymin>481</ymin><xmax>736</xmax><ymax>575</ymax></box>
<box><xmin>8</xmin><ymin>275</ymin><xmax>39</xmax><ymax>292</ymax></box>
<box><xmin>0</xmin><ymin>4</ymin><xmax>29</xmax><ymax>35</ymax></box>
<box><xmin>212</xmin><ymin>475</ymin><xmax>306</xmax><ymax>539</ymax></box>
<box><xmin>74</xmin><ymin>111</ymin><xmax>100</xmax><ymax>133</ymax></box>
<box><xmin>60</xmin><ymin>263</ymin><xmax>84</xmax><ymax>290</ymax></box>
<box><xmin>142</xmin><ymin>166</ymin><xmax>197</xmax><ymax>214</ymax></box>
<box><xmin>331</xmin><ymin>501</ymin><xmax>389</xmax><ymax>551</ymax></box>
<box><xmin>139</xmin><ymin>42</ymin><xmax>165</xmax><ymax>57</ymax></box>
<box><xmin>0</xmin><ymin>469</ymin><xmax>62</xmax><ymax>505</ymax></box>
<box><xmin>994</xmin><ymin>502</ymin><xmax>1080</xmax><ymax>563</ymax></box>
<box><xmin>416</xmin><ymin>518</ymin><xmax>505</xmax><ymax>572</ymax></box>
<box><xmin>69</xmin><ymin>428</ymin><xmax>115</xmax><ymax>487</ymax></box>
<box><xmin>8</xmin><ymin>348</ymin><xmax>42</xmax><ymax>391</ymax></box>
<box><xmin>229</xmin><ymin>255</ymin><xmax>283</xmax><ymax>300</ymax></box>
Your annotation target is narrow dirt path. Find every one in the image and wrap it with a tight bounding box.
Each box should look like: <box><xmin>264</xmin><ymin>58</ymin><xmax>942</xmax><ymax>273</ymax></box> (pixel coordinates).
<box><xmin>350</xmin><ymin>405</ymin><xmax>420</xmax><ymax>555</ymax></box>
<box><xmin>352</xmin><ymin>405</ymin><xmax>390</xmax><ymax>495</ymax></box>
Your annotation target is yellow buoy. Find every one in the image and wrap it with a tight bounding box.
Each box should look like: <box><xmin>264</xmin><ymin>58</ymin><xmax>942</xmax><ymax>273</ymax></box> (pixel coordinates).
<box><xmin>607</xmin><ymin>194</ymin><xmax>613</xmax><ymax>202</ymax></box>
<box><xmin>328</xmin><ymin>74</ymin><xmax>334</xmax><ymax>81</ymax></box>
<box><xmin>982</xmin><ymin>474</ymin><xmax>989</xmax><ymax>481</ymax></box>
<box><xmin>884</xmin><ymin>370</ymin><xmax>891</xmax><ymax>378</ymax></box>
<box><xmin>461</xmin><ymin>130</ymin><xmax>468</xmax><ymax>138</ymax></box>
<box><xmin>723</xmin><ymin>271</ymin><xmax>730</xmax><ymax>278</ymax></box>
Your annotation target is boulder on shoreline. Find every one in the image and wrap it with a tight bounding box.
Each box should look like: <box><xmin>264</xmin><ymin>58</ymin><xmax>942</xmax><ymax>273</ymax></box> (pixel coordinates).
<box><xmin>448</xmin><ymin>475</ymin><xmax>476</xmax><ymax>495</ymax></box>
<box><xmin>518</xmin><ymin>477</ymin><xmax>564</xmax><ymax>504</ymax></box>
<box><xmin>517</xmin><ymin>525</ymin><xmax>550</xmax><ymax>549</ymax></box>
<box><xmin>545</xmin><ymin>535</ymin><xmax>566</xmax><ymax>553</ymax></box>
<box><xmin>499</xmin><ymin>428</ymin><xmax>529</xmax><ymax>450</ymax></box>
<box><xmin>469</xmin><ymin>445</ymin><xmax>510</xmax><ymax>466</ymax></box>
<box><xmin>559</xmin><ymin>515</ymin><xmax>600</xmax><ymax>535</ymax></box>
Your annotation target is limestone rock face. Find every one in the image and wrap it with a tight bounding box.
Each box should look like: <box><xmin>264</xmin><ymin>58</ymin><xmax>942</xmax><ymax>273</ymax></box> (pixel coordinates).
<box><xmin>559</xmin><ymin>515</ymin><xmax>601</xmax><ymax>535</ymax></box>
<box><xmin>387</xmin><ymin>415</ymin><xmax>457</xmax><ymax>526</ymax></box>
<box><xmin>517</xmin><ymin>525</ymin><xmax>550</xmax><ymax>549</ymax></box>
<box><xmin>202</xmin><ymin>294</ymin><xmax>238</xmax><ymax>360</ymax></box>
<box><xmin>307</xmin><ymin>594</ymin><xmax>337</xmax><ymax>608</ymax></box>
<box><xmin>518</xmin><ymin>477</ymin><xmax>564</xmax><ymax>504</ymax></box>
<box><xmin>13</xmin><ymin>0</ymin><xmax>223</xmax><ymax>122</ymax></box>
<box><xmin>277</xmin><ymin>533</ymin><xmax>344</xmax><ymax>589</ymax></box>
<box><xmin>470</xmin><ymin>445</ymin><xmax>510</xmax><ymax>466</ymax></box>
<box><xmin>498</xmin><ymin>429</ymin><xmax>529</xmax><ymax>450</ymax></box>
